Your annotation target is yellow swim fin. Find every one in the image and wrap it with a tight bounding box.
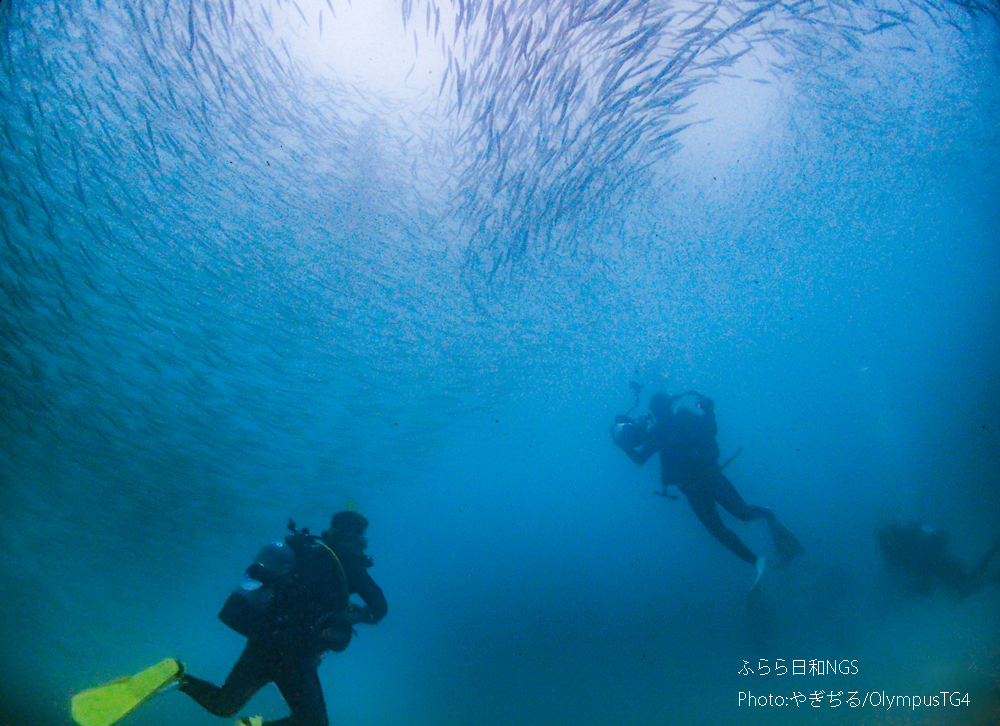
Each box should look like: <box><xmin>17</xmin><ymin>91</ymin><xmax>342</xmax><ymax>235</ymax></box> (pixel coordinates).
<box><xmin>71</xmin><ymin>658</ymin><xmax>182</xmax><ymax>726</ymax></box>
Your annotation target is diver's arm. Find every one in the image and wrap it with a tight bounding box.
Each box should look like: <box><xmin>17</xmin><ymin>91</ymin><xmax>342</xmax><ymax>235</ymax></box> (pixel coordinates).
<box><xmin>349</xmin><ymin>568</ymin><xmax>388</xmax><ymax>625</ymax></box>
<box><xmin>622</xmin><ymin>439</ymin><xmax>657</xmax><ymax>465</ymax></box>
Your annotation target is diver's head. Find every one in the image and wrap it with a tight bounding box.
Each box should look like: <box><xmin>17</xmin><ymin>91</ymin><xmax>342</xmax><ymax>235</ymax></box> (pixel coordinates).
<box><xmin>648</xmin><ymin>392</ymin><xmax>674</xmax><ymax>419</ymax></box>
<box><xmin>323</xmin><ymin>510</ymin><xmax>369</xmax><ymax>552</ymax></box>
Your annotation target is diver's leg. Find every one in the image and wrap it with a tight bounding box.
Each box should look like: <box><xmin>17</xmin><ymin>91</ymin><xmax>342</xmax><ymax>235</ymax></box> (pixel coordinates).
<box><xmin>270</xmin><ymin>654</ymin><xmax>328</xmax><ymax>726</ymax></box>
<box><xmin>179</xmin><ymin>639</ymin><xmax>275</xmax><ymax>717</ymax></box>
<box><xmin>710</xmin><ymin>473</ymin><xmax>803</xmax><ymax>563</ymax></box>
<box><xmin>685</xmin><ymin>490</ymin><xmax>758</xmax><ymax>564</ymax></box>
<box><xmin>711</xmin><ymin>473</ymin><xmax>774</xmax><ymax>522</ymax></box>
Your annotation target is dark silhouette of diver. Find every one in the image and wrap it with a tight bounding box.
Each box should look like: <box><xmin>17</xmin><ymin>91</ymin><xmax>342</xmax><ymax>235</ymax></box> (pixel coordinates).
<box><xmin>877</xmin><ymin>520</ymin><xmax>1000</xmax><ymax>598</ymax></box>
<box><xmin>179</xmin><ymin>511</ymin><xmax>388</xmax><ymax>726</ymax></box>
<box><xmin>615</xmin><ymin>391</ymin><xmax>803</xmax><ymax>589</ymax></box>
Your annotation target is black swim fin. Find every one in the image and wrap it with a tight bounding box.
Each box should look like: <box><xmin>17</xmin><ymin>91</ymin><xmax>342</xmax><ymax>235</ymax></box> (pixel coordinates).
<box><xmin>768</xmin><ymin>520</ymin><xmax>804</xmax><ymax>565</ymax></box>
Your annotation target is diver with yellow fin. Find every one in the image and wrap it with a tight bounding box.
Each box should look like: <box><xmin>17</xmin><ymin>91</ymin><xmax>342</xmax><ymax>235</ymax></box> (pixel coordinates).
<box><xmin>614</xmin><ymin>387</ymin><xmax>803</xmax><ymax>591</ymax></box>
<box><xmin>71</xmin><ymin>511</ymin><xmax>387</xmax><ymax>726</ymax></box>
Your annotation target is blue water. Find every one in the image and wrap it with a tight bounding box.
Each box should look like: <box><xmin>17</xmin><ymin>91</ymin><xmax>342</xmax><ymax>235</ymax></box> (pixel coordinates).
<box><xmin>1</xmin><ymin>0</ymin><xmax>998</xmax><ymax>724</ymax></box>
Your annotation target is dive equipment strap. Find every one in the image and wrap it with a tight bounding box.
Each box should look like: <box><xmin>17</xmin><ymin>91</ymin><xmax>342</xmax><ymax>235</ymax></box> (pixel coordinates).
<box><xmin>316</xmin><ymin>539</ymin><xmax>350</xmax><ymax>608</ymax></box>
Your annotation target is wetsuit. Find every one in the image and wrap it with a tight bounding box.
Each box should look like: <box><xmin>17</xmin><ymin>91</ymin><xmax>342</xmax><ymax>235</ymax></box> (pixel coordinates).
<box><xmin>623</xmin><ymin>399</ymin><xmax>774</xmax><ymax>564</ymax></box>
<box><xmin>180</xmin><ymin>546</ymin><xmax>387</xmax><ymax>726</ymax></box>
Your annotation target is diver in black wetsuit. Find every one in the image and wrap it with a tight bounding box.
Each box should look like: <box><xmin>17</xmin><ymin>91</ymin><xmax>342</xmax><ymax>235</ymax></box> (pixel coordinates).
<box><xmin>615</xmin><ymin>392</ymin><xmax>802</xmax><ymax>589</ymax></box>
<box><xmin>877</xmin><ymin>520</ymin><xmax>1000</xmax><ymax>599</ymax></box>
<box><xmin>178</xmin><ymin>511</ymin><xmax>387</xmax><ymax>726</ymax></box>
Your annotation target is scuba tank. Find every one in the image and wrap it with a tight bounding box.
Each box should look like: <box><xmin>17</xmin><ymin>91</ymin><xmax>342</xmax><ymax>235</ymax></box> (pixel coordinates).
<box><xmin>218</xmin><ymin>519</ymin><xmax>351</xmax><ymax>644</ymax></box>
<box><xmin>218</xmin><ymin>539</ymin><xmax>297</xmax><ymax>638</ymax></box>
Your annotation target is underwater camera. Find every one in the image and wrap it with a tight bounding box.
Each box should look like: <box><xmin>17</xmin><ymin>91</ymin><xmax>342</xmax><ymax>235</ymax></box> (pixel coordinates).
<box><xmin>612</xmin><ymin>379</ymin><xmax>648</xmax><ymax>448</ymax></box>
<box><xmin>612</xmin><ymin>414</ymin><xmax>647</xmax><ymax>448</ymax></box>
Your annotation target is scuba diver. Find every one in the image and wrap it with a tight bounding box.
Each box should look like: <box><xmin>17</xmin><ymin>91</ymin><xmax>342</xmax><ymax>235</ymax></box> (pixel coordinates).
<box><xmin>613</xmin><ymin>389</ymin><xmax>803</xmax><ymax>590</ymax></box>
<box><xmin>877</xmin><ymin>519</ymin><xmax>1000</xmax><ymax>598</ymax></box>
<box><xmin>71</xmin><ymin>511</ymin><xmax>387</xmax><ymax>726</ymax></box>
